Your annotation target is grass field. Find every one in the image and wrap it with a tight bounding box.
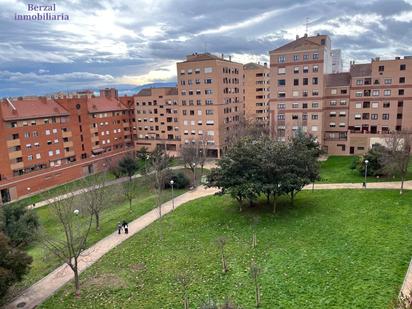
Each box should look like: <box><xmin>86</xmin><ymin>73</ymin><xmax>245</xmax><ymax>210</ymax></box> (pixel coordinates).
<box><xmin>41</xmin><ymin>190</ymin><xmax>412</xmax><ymax>308</ymax></box>
<box><xmin>4</xmin><ymin>168</ymin><xmax>204</xmax><ymax>303</ymax></box>
<box><xmin>319</xmin><ymin>156</ymin><xmax>412</xmax><ymax>183</ymax></box>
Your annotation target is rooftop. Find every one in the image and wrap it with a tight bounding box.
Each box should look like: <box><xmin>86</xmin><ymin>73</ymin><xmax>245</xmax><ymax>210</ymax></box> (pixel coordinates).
<box><xmin>1</xmin><ymin>97</ymin><xmax>69</xmax><ymax>121</ymax></box>
<box><xmin>350</xmin><ymin>64</ymin><xmax>372</xmax><ymax>77</ymax></box>
<box><xmin>325</xmin><ymin>73</ymin><xmax>351</xmax><ymax>87</ymax></box>
<box><xmin>182</xmin><ymin>52</ymin><xmax>239</xmax><ymax>64</ymax></box>
<box><xmin>270</xmin><ymin>34</ymin><xmax>329</xmax><ymax>54</ymax></box>
<box><xmin>243</xmin><ymin>63</ymin><xmax>269</xmax><ymax>70</ymax></box>
<box><xmin>136</xmin><ymin>87</ymin><xmax>178</xmax><ymax>97</ymax></box>
<box><xmin>87</xmin><ymin>96</ymin><xmax>128</xmax><ymax>113</ymax></box>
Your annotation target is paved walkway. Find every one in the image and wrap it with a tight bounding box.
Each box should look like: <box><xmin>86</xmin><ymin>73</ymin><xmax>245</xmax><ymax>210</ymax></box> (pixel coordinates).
<box><xmin>6</xmin><ymin>185</ymin><xmax>220</xmax><ymax>309</ymax></box>
<box><xmin>303</xmin><ymin>180</ymin><xmax>412</xmax><ymax>191</ymax></box>
<box><xmin>30</xmin><ymin>161</ymin><xmax>217</xmax><ymax>209</ymax></box>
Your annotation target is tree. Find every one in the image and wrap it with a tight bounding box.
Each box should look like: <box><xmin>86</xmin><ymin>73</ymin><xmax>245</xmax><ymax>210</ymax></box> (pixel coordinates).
<box><xmin>41</xmin><ymin>191</ymin><xmax>93</xmax><ymax>296</ymax></box>
<box><xmin>181</xmin><ymin>143</ymin><xmax>200</xmax><ymax>187</ymax></box>
<box><xmin>118</xmin><ymin>155</ymin><xmax>139</xmax><ymax>181</ymax></box>
<box><xmin>148</xmin><ymin>146</ymin><xmax>170</xmax><ymax>220</ymax></box>
<box><xmin>0</xmin><ymin>232</ymin><xmax>32</xmax><ymax>300</ymax></box>
<box><xmin>122</xmin><ymin>179</ymin><xmax>139</xmax><ymax>211</ymax></box>
<box><xmin>354</xmin><ymin>144</ymin><xmax>387</xmax><ymax>177</ymax></box>
<box><xmin>82</xmin><ymin>173</ymin><xmax>112</xmax><ymax>231</ymax></box>
<box><xmin>216</xmin><ymin>236</ymin><xmax>228</xmax><ymax>273</ymax></box>
<box><xmin>250</xmin><ymin>260</ymin><xmax>261</xmax><ymax>307</ymax></box>
<box><xmin>0</xmin><ymin>202</ymin><xmax>39</xmax><ymax>247</ymax></box>
<box><xmin>381</xmin><ymin>131</ymin><xmax>412</xmax><ymax>194</ymax></box>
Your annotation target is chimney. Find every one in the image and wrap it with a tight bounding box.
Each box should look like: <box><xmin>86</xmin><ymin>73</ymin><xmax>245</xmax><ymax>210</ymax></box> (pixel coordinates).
<box><xmin>304</xmin><ymin>33</ymin><xmax>308</xmax><ymax>38</ymax></box>
<box><xmin>221</xmin><ymin>53</ymin><xmax>224</xmax><ymax>59</ymax></box>
<box><xmin>264</xmin><ymin>62</ymin><xmax>267</xmax><ymax>67</ymax></box>
<box><xmin>296</xmin><ymin>34</ymin><xmax>299</xmax><ymax>40</ymax></box>
<box><xmin>229</xmin><ymin>55</ymin><xmax>232</xmax><ymax>62</ymax></box>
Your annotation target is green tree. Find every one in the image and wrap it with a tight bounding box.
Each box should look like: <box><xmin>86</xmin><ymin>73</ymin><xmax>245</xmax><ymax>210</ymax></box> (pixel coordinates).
<box><xmin>355</xmin><ymin>144</ymin><xmax>386</xmax><ymax>177</ymax></box>
<box><xmin>118</xmin><ymin>155</ymin><xmax>139</xmax><ymax>181</ymax></box>
<box><xmin>0</xmin><ymin>202</ymin><xmax>39</xmax><ymax>247</ymax></box>
<box><xmin>0</xmin><ymin>232</ymin><xmax>32</xmax><ymax>299</ymax></box>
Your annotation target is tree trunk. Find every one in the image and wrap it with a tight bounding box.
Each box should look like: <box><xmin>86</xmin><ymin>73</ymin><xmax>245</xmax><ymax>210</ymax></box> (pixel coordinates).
<box><xmin>266</xmin><ymin>193</ymin><xmax>270</xmax><ymax>205</ymax></box>
<box><xmin>184</xmin><ymin>294</ymin><xmax>189</xmax><ymax>309</ymax></box>
<box><xmin>312</xmin><ymin>182</ymin><xmax>315</xmax><ymax>192</ymax></box>
<box><xmin>400</xmin><ymin>175</ymin><xmax>405</xmax><ymax>195</ymax></box>
<box><xmin>290</xmin><ymin>191</ymin><xmax>295</xmax><ymax>206</ymax></box>
<box><xmin>129</xmin><ymin>198</ymin><xmax>132</xmax><ymax>211</ymax></box>
<box><xmin>221</xmin><ymin>250</ymin><xmax>227</xmax><ymax>273</ymax></box>
<box><xmin>273</xmin><ymin>194</ymin><xmax>277</xmax><ymax>214</ymax></box>
<box><xmin>95</xmin><ymin>212</ymin><xmax>100</xmax><ymax>231</ymax></box>
<box><xmin>74</xmin><ymin>264</ymin><xmax>80</xmax><ymax>297</ymax></box>
<box><xmin>252</xmin><ymin>233</ymin><xmax>257</xmax><ymax>248</ymax></box>
<box><xmin>255</xmin><ymin>281</ymin><xmax>260</xmax><ymax>307</ymax></box>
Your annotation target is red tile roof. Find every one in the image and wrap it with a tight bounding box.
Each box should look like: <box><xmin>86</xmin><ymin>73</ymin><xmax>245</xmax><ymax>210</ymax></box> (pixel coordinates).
<box><xmin>1</xmin><ymin>98</ymin><xmax>69</xmax><ymax>121</ymax></box>
<box><xmin>87</xmin><ymin>97</ymin><xmax>128</xmax><ymax>113</ymax></box>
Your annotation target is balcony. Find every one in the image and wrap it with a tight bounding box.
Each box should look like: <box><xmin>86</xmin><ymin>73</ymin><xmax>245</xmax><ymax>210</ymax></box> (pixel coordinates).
<box><xmin>62</xmin><ymin>131</ymin><xmax>72</xmax><ymax>138</ymax></box>
<box><xmin>8</xmin><ymin>150</ymin><xmax>22</xmax><ymax>160</ymax></box>
<box><xmin>63</xmin><ymin>141</ymin><xmax>73</xmax><ymax>148</ymax></box>
<box><xmin>90</xmin><ymin>128</ymin><xmax>98</xmax><ymax>134</ymax></box>
<box><xmin>10</xmin><ymin>162</ymin><xmax>24</xmax><ymax>170</ymax></box>
<box><xmin>7</xmin><ymin>139</ymin><xmax>21</xmax><ymax>148</ymax></box>
<box><xmin>63</xmin><ymin>150</ymin><xmax>75</xmax><ymax>157</ymax></box>
<box><xmin>91</xmin><ymin>136</ymin><xmax>99</xmax><ymax>142</ymax></box>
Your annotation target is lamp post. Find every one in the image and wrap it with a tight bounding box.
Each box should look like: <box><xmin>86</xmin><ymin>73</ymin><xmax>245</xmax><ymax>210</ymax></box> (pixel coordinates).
<box><xmin>170</xmin><ymin>180</ymin><xmax>175</xmax><ymax>211</ymax></box>
<box><xmin>363</xmin><ymin>159</ymin><xmax>369</xmax><ymax>188</ymax></box>
<box><xmin>73</xmin><ymin>209</ymin><xmax>80</xmax><ymax>215</ymax></box>
<box><xmin>191</xmin><ymin>162</ymin><xmax>196</xmax><ymax>188</ymax></box>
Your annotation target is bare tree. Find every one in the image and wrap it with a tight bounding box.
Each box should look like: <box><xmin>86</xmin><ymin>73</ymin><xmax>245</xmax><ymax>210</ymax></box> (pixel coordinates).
<box><xmin>122</xmin><ymin>179</ymin><xmax>139</xmax><ymax>211</ymax></box>
<box><xmin>181</xmin><ymin>143</ymin><xmax>199</xmax><ymax>187</ymax></box>
<box><xmin>216</xmin><ymin>236</ymin><xmax>228</xmax><ymax>273</ymax></box>
<box><xmin>82</xmin><ymin>172</ymin><xmax>112</xmax><ymax>231</ymax></box>
<box><xmin>41</xmin><ymin>191</ymin><xmax>93</xmax><ymax>296</ymax></box>
<box><xmin>226</xmin><ymin>117</ymin><xmax>270</xmax><ymax>147</ymax></box>
<box><xmin>176</xmin><ymin>271</ymin><xmax>190</xmax><ymax>309</ymax></box>
<box><xmin>381</xmin><ymin>130</ymin><xmax>412</xmax><ymax>194</ymax></box>
<box><xmin>250</xmin><ymin>260</ymin><xmax>261</xmax><ymax>307</ymax></box>
<box><xmin>148</xmin><ymin>146</ymin><xmax>170</xmax><ymax>219</ymax></box>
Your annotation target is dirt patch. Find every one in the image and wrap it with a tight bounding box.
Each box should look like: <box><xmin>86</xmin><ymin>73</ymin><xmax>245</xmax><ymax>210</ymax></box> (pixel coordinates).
<box><xmin>87</xmin><ymin>273</ymin><xmax>127</xmax><ymax>289</ymax></box>
<box><xmin>130</xmin><ymin>263</ymin><xmax>146</xmax><ymax>272</ymax></box>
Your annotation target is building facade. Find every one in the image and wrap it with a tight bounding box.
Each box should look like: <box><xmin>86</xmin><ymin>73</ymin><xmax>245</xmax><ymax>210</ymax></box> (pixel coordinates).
<box><xmin>243</xmin><ymin>63</ymin><xmax>270</xmax><ymax>126</ymax></box>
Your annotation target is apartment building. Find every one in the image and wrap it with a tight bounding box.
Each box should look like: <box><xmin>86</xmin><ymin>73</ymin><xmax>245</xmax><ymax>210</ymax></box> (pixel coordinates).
<box><xmin>0</xmin><ymin>90</ymin><xmax>134</xmax><ymax>203</ymax></box>
<box><xmin>269</xmin><ymin>33</ymin><xmax>412</xmax><ymax>155</ymax></box>
<box><xmin>134</xmin><ymin>87</ymin><xmax>180</xmax><ymax>155</ymax></box>
<box><xmin>331</xmin><ymin>49</ymin><xmax>343</xmax><ymax>73</ymax></box>
<box><xmin>243</xmin><ymin>63</ymin><xmax>270</xmax><ymax>126</ymax></box>
<box><xmin>176</xmin><ymin>53</ymin><xmax>244</xmax><ymax>157</ymax></box>
<box><xmin>269</xmin><ymin>34</ymin><xmax>332</xmax><ymax>142</ymax></box>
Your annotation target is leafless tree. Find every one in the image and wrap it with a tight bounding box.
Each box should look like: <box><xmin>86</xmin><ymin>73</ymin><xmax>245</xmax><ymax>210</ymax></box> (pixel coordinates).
<box><xmin>181</xmin><ymin>143</ymin><xmax>199</xmax><ymax>187</ymax></box>
<box><xmin>148</xmin><ymin>146</ymin><xmax>170</xmax><ymax>219</ymax></box>
<box><xmin>216</xmin><ymin>236</ymin><xmax>228</xmax><ymax>273</ymax></box>
<box><xmin>81</xmin><ymin>172</ymin><xmax>112</xmax><ymax>231</ymax></box>
<box><xmin>381</xmin><ymin>130</ymin><xmax>412</xmax><ymax>194</ymax></box>
<box><xmin>122</xmin><ymin>179</ymin><xmax>139</xmax><ymax>211</ymax></box>
<box><xmin>176</xmin><ymin>271</ymin><xmax>191</xmax><ymax>309</ymax></box>
<box><xmin>226</xmin><ymin>117</ymin><xmax>270</xmax><ymax>147</ymax></box>
<box><xmin>41</xmin><ymin>191</ymin><xmax>93</xmax><ymax>296</ymax></box>
<box><xmin>250</xmin><ymin>260</ymin><xmax>261</xmax><ymax>307</ymax></box>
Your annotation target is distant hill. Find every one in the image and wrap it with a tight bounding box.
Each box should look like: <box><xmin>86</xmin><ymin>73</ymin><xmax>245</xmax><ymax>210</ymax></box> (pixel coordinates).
<box><xmin>120</xmin><ymin>82</ymin><xmax>177</xmax><ymax>95</ymax></box>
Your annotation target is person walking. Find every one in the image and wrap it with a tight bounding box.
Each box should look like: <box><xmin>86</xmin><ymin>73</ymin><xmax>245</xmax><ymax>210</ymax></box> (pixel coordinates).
<box><xmin>117</xmin><ymin>222</ymin><xmax>122</xmax><ymax>235</ymax></box>
<box><xmin>124</xmin><ymin>223</ymin><xmax>129</xmax><ymax>234</ymax></box>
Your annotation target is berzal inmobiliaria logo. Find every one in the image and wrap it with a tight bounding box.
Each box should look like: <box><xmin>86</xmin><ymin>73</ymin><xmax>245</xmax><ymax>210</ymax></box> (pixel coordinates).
<box><xmin>14</xmin><ymin>3</ymin><xmax>69</xmax><ymax>21</ymax></box>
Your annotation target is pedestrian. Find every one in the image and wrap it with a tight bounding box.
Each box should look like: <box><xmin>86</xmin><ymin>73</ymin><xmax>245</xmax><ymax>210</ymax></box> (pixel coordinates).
<box><xmin>117</xmin><ymin>222</ymin><xmax>122</xmax><ymax>234</ymax></box>
<box><xmin>124</xmin><ymin>224</ymin><xmax>129</xmax><ymax>234</ymax></box>
<box><xmin>122</xmin><ymin>220</ymin><xmax>128</xmax><ymax>229</ymax></box>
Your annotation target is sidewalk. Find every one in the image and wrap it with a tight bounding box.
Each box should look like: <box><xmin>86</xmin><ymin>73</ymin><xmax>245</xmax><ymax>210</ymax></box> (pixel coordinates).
<box><xmin>304</xmin><ymin>180</ymin><xmax>412</xmax><ymax>190</ymax></box>
<box><xmin>6</xmin><ymin>185</ymin><xmax>220</xmax><ymax>309</ymax></box>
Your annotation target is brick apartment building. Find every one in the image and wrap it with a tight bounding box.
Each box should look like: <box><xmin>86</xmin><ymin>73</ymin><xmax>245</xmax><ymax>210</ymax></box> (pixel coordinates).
<box><xmin>0</xmin><ymin>89</ymin><xmax>135</xmax><ymax>204</ymax></box>
<box><xmin>243</xmin><ymin>63</ymin><xmax>270</xmax><ymax>126</ymax></box>
<box><xmin>269</xmin><ymin>33</ymin><xmax>412</xmax><ymax>155</ymax></box>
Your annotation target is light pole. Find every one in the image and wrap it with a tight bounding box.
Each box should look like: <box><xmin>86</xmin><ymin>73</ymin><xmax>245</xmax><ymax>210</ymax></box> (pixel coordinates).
<box><xmin>191</xmin><ymin>162</ymin><xmax>196</xmax><ymax>188</ymax></box>
<box><xmin>170</xmin><ymin>179</ymin><xmax>175</xmax><ymax>211</ymax></box>
<box><xmin>363</xmin><ymin>159</ymin><xmax>369</xmax><ymax>188</ymax></box>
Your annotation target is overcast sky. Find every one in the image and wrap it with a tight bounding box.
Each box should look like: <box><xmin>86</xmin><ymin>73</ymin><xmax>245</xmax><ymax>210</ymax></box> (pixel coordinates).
<box><xmin>1</xmin><ymin>0</ymin><xmax>412</xmax><ymax>96</ymax></box>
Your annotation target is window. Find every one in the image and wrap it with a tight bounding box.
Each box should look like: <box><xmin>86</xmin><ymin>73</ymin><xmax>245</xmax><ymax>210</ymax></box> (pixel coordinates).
<box><xmin>313</xmin><ymin>53</ymin><xmax>319</xmax><ymax>60</ymax></box>
<box><xmin>355</xmin><ymin>114</ymin><xmax>361</xmax><ymax>119</ymax></box>
<box><xmin>313</xmin><ymin>65</ymin><xmax>319</xmax><ymax>73</ymax></box>
<box><xmin>372</xmin><ymin>90</ymin><xmax>380</xmax><ymax>96</ymax></box>
<box><xmin>278</xmin><ymin>92</ymin><xmax>286</xmax><ymax>98</ymax></box>
<box><xmin>56</xmin><ymin>149</ymin><xmax>60</xmax><ymax>155</ymax></box>
<box><xmin>400</xmin><ymin>77</ymin><xmax>405</xmax><ymax>83</ymax></box>
<box><xmin>339</xmin><ymin>111</ymin><xmax>346</xmax><ymax>117</ymax></box>
<box><xmin>311</xmin><ymin>126</ymin><xmax>318</xmax><ymax>132</ymax></box>
<box><xmin>378</xmin><ymin>65</ymin><xmax>384</xmax><ymax>72</ymax></box>
<box><xmin>292</xmin><ymin>115</ymin><xmax>299</xmax><ymax>120</ymax></box>
<box><xmin>330</xmin><ymin>100</ymin><xmax>337</xmax><ymax>106</ymax></box>
<box><xmin>48</xmin><ymin>150</ymin><xmax>53</xmax><ymax>157</ymax></box>
<box><xmin>312</xmin><ymin>102</ymin><xmax>319</xmax><ymax>108</ymax></box>
<box><xmin>382</xmin><ymin>114</ymin><xmax>389</xmax><ymax>120</ymax></box>
<box><xmin>340</xmin><ymin>100</ymin><xmax>347</xmax><ymax>105</ymax></box>
<box><xmin>372</xmin><ymin>102</ymin><xmax>379</xmax><ymax>108</ymax></box>
<box><xmin>36</xmin><ymin>153</ymin><xmax>41</xmax><ymax>159</ymax></box>
<box><xmin>355</xmin><ymin>103</ymin><xmax>362</xmax><ymax>109</ymax></box>
<box><xmin>303</xmin><ymin>66</ymin><xmax>309</xmax><ymax>73</ymax></box>
<box><xmin>278</xmin><ymin>55</ymin><xmax>286</xmax><ymax>63</ymax></box>
<box><xmin>331</xmin><ymin>89</ymin><xmax>337</xmax><ymax>95</ymax></box>
<box><xmin>292</xmin><ymin>103</ymin><xmax>299</xmax><ymax>109</ymax></box>
<box><xmin>356</xmin><ymin>79</ymin><xmax>363</xmax><ymax>85</ymax></box>
<box><xmin>384</xmin><ymin>90</ymin><xmax>391</xmax><ymax>96</ymax></box>
<box><xmin>303</xmin><ymin>54</ymin><xmax>309</xmax><ymax>60</ymax></box>
<box><xmin>397</xmin><ymin>113</ymin><xmax>403</xmax><ymax>119</ymax></box>
<box><xmin>292</xmin><ymin>91</ymin><xmax>299</xmax><ymax>97</ymax></box>
<box><xmin>398</xmin><ymin>101</ymin><xmax>404</xmax><ymax>107</ymax></box>
<box><xmin>278</xmin><ymin>67</ymin><xmax>286</xmax><ymax>75</ymax></box>
<box><xmin>24</xmin><ymin>132</ymin><xmax>30</xmax><ymax>138</ymax></box>
<box><xmin>277</xmin><ymin>103</ymin><xmax>286</xmax><ymax>109</ymax></box>
<box><xmin>293</xmin><ymin>66</ymin><xmax>299</xmax><ymax>74</ymax></box>
<box><xmin>355</xmin><ymin>91</ymin><xmax>363</xmax><ymax>97</ymax></box>
<box><xmin>206</xmin><ymin>120</ymin><xmax>214</xmax><ymax>125</ymax></box>
<box><xmin>303</xmin><ymin>78</ymin><xmax>308</xmax><ymax>85</ymax></box>
<box><xmin>329</xmin><ymin>122</ymin><xmax>336</xmax><ymax>128</ymax></box>
<box><xmin>278</xmin><ymin>79</ymin><xmax>286</xmax><ymax>86</ymax></box>
<box><xmin>27</xmin><ymin>155</ymin><xmax>33</xmax><ymax>161</ymax></box>
<box><xmin>293</xmin><ymin>79</ymin><xmax>299</xmax><ymax>86</ymax></box>
<box><xmin>312</xmin><ymin>90</ymin><xmax>319</xmax><ymax>96</ymax></box>
<box><xmin>399</xmin><ymin>89</ymin><xmax>404</xmax><ymax>95</ymax></box>
<box><xmin>277</xmin><ymin>114</ymin><xmax>285</xmax><ymax>120</ymax></box>
<box><xmin>371</xmin><ymin>114</ymin><xmax>378</xmax><ymax>120</ymax></box>
<box><xmin>312</xmin><ymin>77</ymin><xmax>318</xmax><ymax>85</ymax></box>
<box><xmin>311</xmin><ymin>114</ymin><xmax>318</xmax><ymax>120</ymax></box>
<box><xmin>329</xmin><ymin>112</ymin><xmax>336</xmax><ymax>117</ymax></box>
<box><xmin>204</xmin><ymin>67</ymin><xmax>213</xmax><ymax>73</ymax></box>
<box><xmin>383</xmin><ymin>102</ymin><xmax>390</xmax><ymax>108</ymax></box>
<box><xmin>400</xmin><ymin>64</ymin><xmax>406</xmax><ymax>70</ymax></box>
<box><xmin>293</xmin><ymin>55</ymin><xmax>299</xmax><ymax>61</ymax></box>
<box><xmin>302</xmin><ymin>103</ymin><xmax>308</xmax><ymax>109</ymax></box>
<box><xmin>384</xmin><ymin>78</ymin><xmax>392</xmax><ymax>84</ymax></box>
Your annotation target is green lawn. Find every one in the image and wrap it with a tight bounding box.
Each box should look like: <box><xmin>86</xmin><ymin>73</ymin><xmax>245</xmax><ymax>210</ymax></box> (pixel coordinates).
<box><xmin>41</xmin><ymin>190</ymin><xmax>412</xmax><ymax>308</ymax></box>
<box><xmin>4</xmin><ymin>168</ymin><xmax>204</xmax><ymax>303</ymax></box>
<box><xmin>319</xmin><ymin>156</ymin><xmax>412</xmax><ymax>183</ymax></box>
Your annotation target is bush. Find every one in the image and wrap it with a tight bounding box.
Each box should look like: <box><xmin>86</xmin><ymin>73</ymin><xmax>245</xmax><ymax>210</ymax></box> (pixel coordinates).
<box><xmin>1</xmin><ymin>203</ymin><xmax>39</xmax><ymax>248</ymax></box>
<box><xmin>164</xmin><ymin>172</ymin><xmax>190</xmax><ymax>189</ymax></box>
<box><xmin>355</xmin><ymin>144</ymin><xmax>387</xmax><ymax>177</ymax></box>
<box><xmin>0</xmin><ymin>232</ymin><xmax>32</xmax><ymax>299</ymax></box>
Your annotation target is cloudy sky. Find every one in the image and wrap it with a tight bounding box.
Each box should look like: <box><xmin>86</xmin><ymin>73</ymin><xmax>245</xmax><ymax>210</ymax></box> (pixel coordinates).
<box><xmin>0</xmin><ymin>0</ymin><xmax>412</xmax><ymax>97</ymax></box>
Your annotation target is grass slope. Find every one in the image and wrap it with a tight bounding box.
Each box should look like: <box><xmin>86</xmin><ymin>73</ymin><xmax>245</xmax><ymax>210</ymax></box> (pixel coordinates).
<box><xmin>41</xmin><ymin>190</ymin><xmax>412</xmax><ymax>309</ymax></box>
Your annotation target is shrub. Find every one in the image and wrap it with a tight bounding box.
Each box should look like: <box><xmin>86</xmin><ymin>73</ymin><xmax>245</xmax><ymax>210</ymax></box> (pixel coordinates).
<box><xmin>164</xmin><ymin>172</ymin><xmax>190</xmax><ymax>189</ymax></box>
<box><xmin>0</xmin><ymin>232</ymin><xmax>32</xmax><ymax>299</ymax></box>
<box><xmin>1</xmin><ymin>203</ymin><xmax>39</xmax><ymax>248</ymax></box>
<box><xmin>355</xmin><ymin>144</ymin><xmax>387</xmax><ymax>177</ymax></box>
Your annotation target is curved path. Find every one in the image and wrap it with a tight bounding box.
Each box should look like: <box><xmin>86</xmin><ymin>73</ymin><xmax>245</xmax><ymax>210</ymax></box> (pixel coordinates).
<box><xmin>6</xmin><ymin>179</ymin><xmax>411</xmax><ymax>309</ymax></box>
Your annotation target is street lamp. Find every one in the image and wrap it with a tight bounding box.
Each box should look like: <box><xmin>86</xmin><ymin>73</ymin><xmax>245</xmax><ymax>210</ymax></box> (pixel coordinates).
<box><xmin>191</xmin><ymin>162</ymin><xmax>196</xmax><ymax>187</ymax></box>
<box><xmin>73</xmin><ymin>209</ymin><xmax>80</xmax><ymax>215</ymax></box>
<box><xmin>170</xmin><ymin>180</ymin><xmax>175</xmax><ymax>211</ymax></box>
<box><xmin>363</xmin><ymin>159</ymin><xmax>369</xmax><ymax>188</ymax></box>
